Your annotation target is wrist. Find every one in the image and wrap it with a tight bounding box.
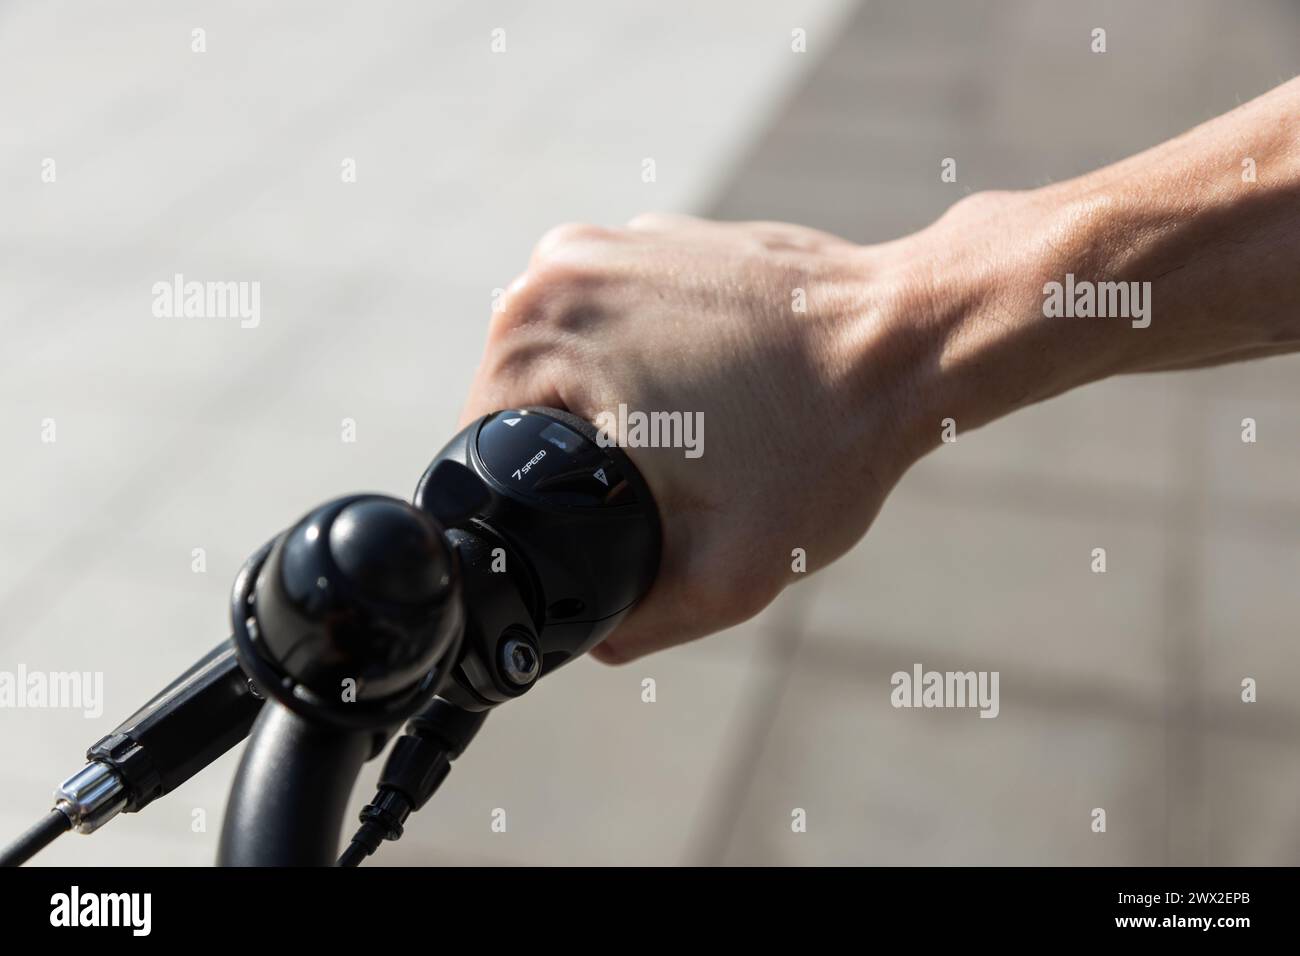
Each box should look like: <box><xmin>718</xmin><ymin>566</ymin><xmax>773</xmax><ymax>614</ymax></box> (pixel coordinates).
<box><xmin>889</xmin><ymin>184</ymin><xmax>1173</xmax><ymax>456</ymax></box>
<box><xmin>893</xmin><ymin>80</ymin><xmax>1300</xmax><ymax>454</ymax></box>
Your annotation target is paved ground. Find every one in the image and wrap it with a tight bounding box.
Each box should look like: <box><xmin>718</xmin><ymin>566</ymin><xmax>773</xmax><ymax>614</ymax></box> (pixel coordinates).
<box><xmin>1</xmin><ymin>0</ymin><xmax>1297</xmax><ymax>865</ymax></box>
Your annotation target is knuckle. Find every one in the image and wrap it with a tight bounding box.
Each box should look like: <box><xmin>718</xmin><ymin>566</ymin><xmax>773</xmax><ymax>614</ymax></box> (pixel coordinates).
<box><xmin>943</xmin><ymin>189</ymin><xmax>1019</xmax><ymax>222</ymax></box>
<box><xmin>626</xmin><ymin>211</ymin><xmax>690</xmax><ymax>230</ymax></box>
<box><xmin>493</xmin><ymin>263</ymin><xmax>585</xmax><ymax>329</ymax></box>
<box><xmin>754</xmin><ymin>227</ymin><xmax>823</xmax><ymax>254</ymax></box>
<box><xmin>533</xmin><ymin>222</ymin><xmax>613</xmax><ymax>260</ymax></box>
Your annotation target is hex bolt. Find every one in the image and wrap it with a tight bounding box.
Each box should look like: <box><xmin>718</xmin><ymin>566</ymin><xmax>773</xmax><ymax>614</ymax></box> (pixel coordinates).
<box><xmin>499</xmin><ymin>635</ymin><xmax>541</xmax><ymax>688</ymax></box>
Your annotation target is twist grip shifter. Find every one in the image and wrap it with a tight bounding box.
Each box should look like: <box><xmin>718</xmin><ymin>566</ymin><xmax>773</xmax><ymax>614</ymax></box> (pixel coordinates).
<box><xmin>333</xmin><ymin>407</ymin><xmax>661</xmax><ymax>865</ymax></box>
<box><xmin>417</xmin><ymin>406</ymin><xmax>660</xmax><ymax>707</ymax></box>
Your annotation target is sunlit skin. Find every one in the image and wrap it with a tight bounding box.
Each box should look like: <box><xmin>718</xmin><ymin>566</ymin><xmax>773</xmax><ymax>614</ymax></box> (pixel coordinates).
<box><xmin>461</xmin><ymin>77</ymin><xmax>1300</xmax><ymax>663</ymax></box>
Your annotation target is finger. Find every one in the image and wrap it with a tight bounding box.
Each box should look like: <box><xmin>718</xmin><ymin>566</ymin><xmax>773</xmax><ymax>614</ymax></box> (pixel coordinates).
<box><xmin>589</xmin><ymin>597</ymin><xmax>707</xmax><ymax>664</ymax></box>
<box><xmin>586</xmin><ymin>505</ymin><xmax>735</xmax><ymax>664</ymax></box>
<box><xmin>458</xmin><ymin>357</ymin><xmax>566</xmax><ymax>428</ymax></box>
<box><xmin>458</xmin><ymin>271</ymin><xmax>569</xmax><ymax>428</ymax></box>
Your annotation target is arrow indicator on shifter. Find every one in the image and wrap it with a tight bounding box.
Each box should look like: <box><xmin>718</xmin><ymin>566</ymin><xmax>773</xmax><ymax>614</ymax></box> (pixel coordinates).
<box><xmin>503</xmin><ymin>418</ymin><xmax>522</xmax><ymax>427</ymax></box>
<box><xmin>593</xmin><ymin>468</ymin><xmax>608</xmax><ymax>486</ymax></box>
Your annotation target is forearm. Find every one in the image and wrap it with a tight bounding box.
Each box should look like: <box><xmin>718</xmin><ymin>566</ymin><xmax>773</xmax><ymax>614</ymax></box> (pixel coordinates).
<box><xmin>888</xmin><ymin>77</ymin><xmax>1300</xmax><ymax>457</ymax></box>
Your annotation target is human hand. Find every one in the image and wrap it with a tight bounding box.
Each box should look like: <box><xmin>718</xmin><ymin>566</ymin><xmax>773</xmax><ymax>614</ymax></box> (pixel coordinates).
<box><xmin>460</xmin><ymin>213</ymin><xmax>930</xmax><ymax>662</ymax></box>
